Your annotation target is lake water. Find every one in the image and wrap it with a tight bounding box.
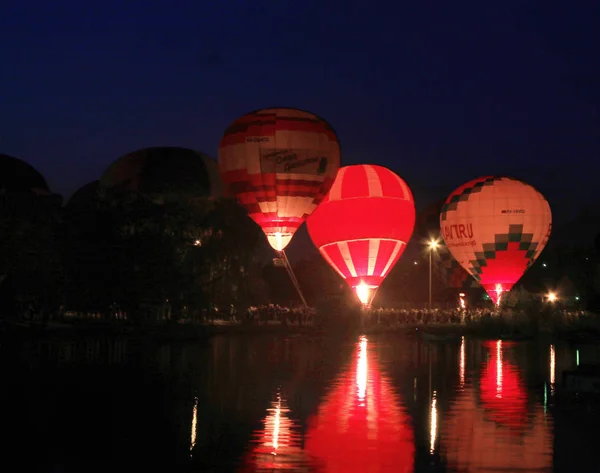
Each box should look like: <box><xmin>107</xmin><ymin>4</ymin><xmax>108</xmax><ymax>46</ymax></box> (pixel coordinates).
<box><xmin>1</xmin><ymin>331</ymin><xmax>598</xmax><ymax>472</ymax></box>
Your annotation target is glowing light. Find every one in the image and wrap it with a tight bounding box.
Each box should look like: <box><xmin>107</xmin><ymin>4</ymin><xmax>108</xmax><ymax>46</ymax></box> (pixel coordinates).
<box><xmin>494</xmin><ymin>283</ymin><xmax>504</xmax><ymax>307</ymax></box>
<box><xmin>459</xmin><ymin>336</ymin><xmax>466</xmax><ymax>387</ymax></box>
<box><xmin>496</xmin><ymin>340</ymin><xmax>503</xmax><ymax>397</ymax></box>
<box><xmin>354</xmin><ymin>281</ymin><xmax>375</xmax><ymax>306</ymax></box>
<box><xmin>357</xmin><ymin>336</ymin><xmax>368</xmax><ymax>405</ymax></box>
<box><xmin>547</xmin><ymin>292</ymin><xmax>558</xmax><ymax>303</ymax></box>
<box><xmin>430</xmin><ymin>391</ymin><xmax>438</xmax><ymax>454</ymax></box>
<box><xmin>576</xmin><ymin>349</ymin><xmax>580</xmax><ymax>366</ymax></box>
<box><xmin>459</xmin><ymin>293</ymin><xmax>466</xmax><ymax>310</ymax></box>
<box><xmin>549</xmin><ymin>345</ymin><xmax>555</xmax><ymax>393</ymax></box>
<box><xmin>428</xmin><ymin>239</ymin><xmax>440</xmax><ymax>250</ymax></box>
<box><xmin>193</xmin><ymin>239</ymin><xmax>201</xmax><ymax>246</ymax></box>
<box><xmin>190</xmin><ymin>396</ymin><xmax>198</xmax><ymax>455</ymax></box>
<box><xmin>267</xmin><ymin>231</ymin><xmax>293</xmax><ymax>252</ymax></box>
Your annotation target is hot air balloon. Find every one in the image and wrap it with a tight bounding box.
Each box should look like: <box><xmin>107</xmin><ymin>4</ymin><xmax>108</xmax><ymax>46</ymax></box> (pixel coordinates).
<box><xmin>218</xmin><ymin>107</ymin><xmax>341</xmax><ymax>252</ymax></box>
<box><xmin>440</xmin><ymin>177</ymin><xmax>552</xmax><ymax>306</ymax></box>
<box><xmin>99</xmin><ymin>147</ymin><xmax>223</xmax><ymax>203</ymax></box>
<box><xmin>306</xmin><ymin>164</ymin><xmax>415</xmax><ymax>306</ymax></box>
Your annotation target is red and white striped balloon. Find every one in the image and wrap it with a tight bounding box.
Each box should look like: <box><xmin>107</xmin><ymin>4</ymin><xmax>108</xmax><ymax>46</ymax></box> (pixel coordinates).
<box><xmin>218</xmin><ymin>108</ymin><xmax>341</xmax><ymax>252</ymax></box>
<box><xmin>306</xmin><ymin>164</ymin><xmax>415</xmax><ymax>305</ymax></box>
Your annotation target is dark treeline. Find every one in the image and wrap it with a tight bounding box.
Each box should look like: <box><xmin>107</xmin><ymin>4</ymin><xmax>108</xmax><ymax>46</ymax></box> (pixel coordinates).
<box><xmin>1</xmin><ymin>186</ymin><xmax>275</xmax><ymax>325</ymax></box>
<box><xmin>2</xmin><ymin>152</ymin><xmax>600</xmax><ymax>327</ymax></box>
<box><xmin>2</xmin><ymin>185</ymin><xmax>599</xmax><ymax>327</ymax></box>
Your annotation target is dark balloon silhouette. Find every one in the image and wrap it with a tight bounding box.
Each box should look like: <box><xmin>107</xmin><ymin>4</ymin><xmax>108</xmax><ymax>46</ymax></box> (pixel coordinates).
<box><xmin>0</xmin><ymin>153</ymin><xmax>51</xmax><ymax>195</ymax></box>
<box><xmin>99</xmin><ymin>147</ymin><xmax>222</xmax><ymax>202</ymax></box>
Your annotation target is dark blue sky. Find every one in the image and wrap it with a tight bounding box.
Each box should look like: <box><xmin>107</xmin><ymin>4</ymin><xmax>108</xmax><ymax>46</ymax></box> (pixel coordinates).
<box><xmin>1</xmin><ymin>0</ymin><xmax>598</xmax><ymax>223</ymax></box>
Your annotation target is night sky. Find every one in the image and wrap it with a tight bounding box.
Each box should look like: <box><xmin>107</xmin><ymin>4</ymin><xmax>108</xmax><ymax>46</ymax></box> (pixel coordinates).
<box><xmin>1</xmin><ymin>1</ymin><xmax>598</xmax><ymax>224</ymax></box>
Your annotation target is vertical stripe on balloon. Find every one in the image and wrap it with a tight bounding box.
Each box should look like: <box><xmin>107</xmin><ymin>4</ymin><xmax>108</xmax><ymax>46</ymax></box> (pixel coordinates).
<box><xmin>338</xmin><ymin>241</ymin><xmax>358</xmax><ymax>278</ymax></box>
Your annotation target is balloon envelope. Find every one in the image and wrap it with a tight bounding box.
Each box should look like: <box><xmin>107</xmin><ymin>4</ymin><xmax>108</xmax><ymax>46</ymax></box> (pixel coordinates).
<box><xmin>416</xmin><ymin>199</ymin><xmax>472</xmax><ymax>290</ymax></box>
<box><xmin>306</xmin><ymin>164</ymin><xmax>415</xmax><ymax>305</ymax></box>
<box><xmin>99</xmin><ymin>147</ymin><xmax>222</xmax><ymax>202</ymax></box>
<box><xmin>218</xmin><ymin>108</ymin><xmax>341</xmax><ymax>251</ymax></box>
<box><xmin>440</xmin><ymin>176</ymin><xmax>552</xmax><ymax>305</ymax></box>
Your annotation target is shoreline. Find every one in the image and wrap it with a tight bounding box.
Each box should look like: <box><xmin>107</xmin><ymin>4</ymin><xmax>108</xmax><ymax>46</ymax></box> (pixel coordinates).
<box><xmin>3</xmin><ymin>319</ymin><xmax>600</xmax><ymax>344</ymax></box>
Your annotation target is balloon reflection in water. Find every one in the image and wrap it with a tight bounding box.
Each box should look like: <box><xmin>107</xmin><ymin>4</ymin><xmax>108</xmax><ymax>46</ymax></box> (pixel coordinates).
<box><xmin>239</xmin><ymin>391</ymin><xmax>308</xmax><ymax>472</ymax></box>
<box><xmin>442</xmin><ymin>341</ymin><xmax>552</xmax><ymax>472</ymax></box>
<box><xmin>304</xmin><ymin>336</ymin><xmax>414</xmax><ymax>473</ymax></box>
<box><xmin>479</xmin><ymin>340</ymin><xmax>528</xmax><ymax>431</ymax></box>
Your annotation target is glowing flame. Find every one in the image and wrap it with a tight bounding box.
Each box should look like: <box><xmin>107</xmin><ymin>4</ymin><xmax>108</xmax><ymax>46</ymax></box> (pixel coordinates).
<box><xmin>356</xmin><ymin>282</ymin><xmax>369</xmax><ymax>305</ymax></box>
<box><xmin>459</xmin><ymin>293</ymin><xmax>466</xmax><ymax>310</ymax></box>
<box><xmin>494</xmin><ymin>284</ymin><xmax>504</xmax><ymax>307</ymax></box>
<box><xmin>267</xmin><ymin>232</ymin><xmax>293</xmax><ymax>252</ymax></box>
<box><xmin>354</xmin><ymin>281</ymin><xmax>376</xmax><ymax>306</ymax></box>
<box><xmin>547</xmin><ymin>292</ymin><xmax>558</xmax><ymax>303</ymax></box>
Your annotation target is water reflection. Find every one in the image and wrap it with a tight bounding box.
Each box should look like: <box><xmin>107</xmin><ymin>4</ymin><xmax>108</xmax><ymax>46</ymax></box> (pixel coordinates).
<box><xmin>479</xmin><ymin>340</ymin><xmax>527</xmax><ymax>431</ymax></box>
<box><xmin>429</xmin><ymin>390</ymin><xmax>438</xmax><ymax>454</ymax></box>
<box><xmin>304</xmin><ymin>336</ymin><xmax>414</xmax><ymax>473</ymax></box>
<box><xmin>190</xmin><ymin>396</ymin><xmax>198</xmax><ymax>454</ymax></box>
<box><xmin>459</xmin><ymin>336</ymin><xmax>465</xmax><ymax>388</ymax></box>
<box><xmin>239</xmin><ymin>391</ymin><xmax>308</xmax><ymax>471</ymax></box>
<box><xmin>442</xmin><ymin>340</ymin><xmax>553</xmax><ymax>472</ymax></box>
<box><xmin>10</xmin><ymin>332</ymin><xmax>600</xmax><ymax>472</ymax></box>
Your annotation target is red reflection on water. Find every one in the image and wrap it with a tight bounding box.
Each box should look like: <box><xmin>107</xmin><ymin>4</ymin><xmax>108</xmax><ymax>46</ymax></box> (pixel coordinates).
<box><xmin>304</xmin><ymin>336</ymin><xmax>414</xmax><ymax>473</ymax></box>
<box><xmin>442</xmin><ymin>387</ymin><xmax>552</xmax><ymax>472</ymax></box>
<box><xmin>238</xmin><ymin>392</ymin><xmax>307</xmax><ymax>472</ymax></box>
<box><xmin>479</xmin><ymin>340</ymin><xmax>527</xmax><ymax>432</ymax></box>
<box><xmin>442</xmin><ymin>340</ymin><xmax>553</xmax><ymax>471</ymax></box>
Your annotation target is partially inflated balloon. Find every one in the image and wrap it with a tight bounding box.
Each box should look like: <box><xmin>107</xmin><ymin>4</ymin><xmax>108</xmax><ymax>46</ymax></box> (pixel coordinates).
<box><xmin>440</xmin><ymin>177</ymin><xmax>552</xmax><ymax>305</ymax></box>
<box><xmin>306</xmin><ymin>164</ymin><xmax>415</xmax><ymax>306</ymax></box>
<box><xmin>218</xmin><ymin>108</ymin><xmax>341</xmax><ymax>251</ymax></box>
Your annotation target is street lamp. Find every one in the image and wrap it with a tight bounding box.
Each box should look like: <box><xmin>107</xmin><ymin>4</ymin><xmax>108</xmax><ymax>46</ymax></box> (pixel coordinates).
<box><xmin>428</xmin><ymin>239</ymin><xmax>440</xmax><ymax>310</ymax></box>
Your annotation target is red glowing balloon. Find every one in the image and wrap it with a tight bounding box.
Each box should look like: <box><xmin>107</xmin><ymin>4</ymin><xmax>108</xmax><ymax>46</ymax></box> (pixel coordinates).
<box><xmin>306</xmin><ymin>164</ymin><xmax>415</xmax><ymax>305</ymax></box>
<box><xmin>440</xmin><ymin>177</ymin><xmax>552</xmax><ymax>305</ymax></box>
<box><xmin>304</xmin><ymin>337</ymin><xmax>414</xmax><ymax>472</ymax></box>
<box><xmin>218</xmin><ymin>108</ymin><xmax>341</xmax><ymax>252</ymax></box>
